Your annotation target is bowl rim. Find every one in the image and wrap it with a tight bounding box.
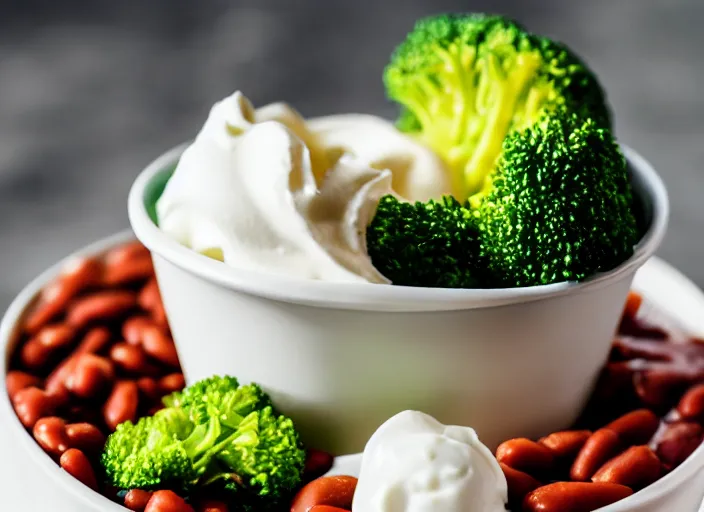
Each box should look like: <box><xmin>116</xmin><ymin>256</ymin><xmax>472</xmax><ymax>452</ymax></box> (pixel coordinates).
<box><xmin>0</xmin><ymin>233</ymin><xmax>703</xmax><ymax>511</ymax></box>
<box><xmin>127</xmin><ymin>139</ymin><xmax>670</xmax><ymax>312</ymax></box>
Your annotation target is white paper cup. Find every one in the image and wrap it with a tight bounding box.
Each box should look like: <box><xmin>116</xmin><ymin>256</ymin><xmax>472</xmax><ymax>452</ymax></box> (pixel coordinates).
<box><xmin>128</xmin><ymin>141</ymin><xmax>668</xmax><ymax>455</ymax></box>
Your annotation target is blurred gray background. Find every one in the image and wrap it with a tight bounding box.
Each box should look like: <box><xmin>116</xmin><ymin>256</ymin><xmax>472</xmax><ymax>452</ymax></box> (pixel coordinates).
<box><xmin>0</xmin><ymin>0</ymin><xmax>702</xmax><ymax>307</ymax></box>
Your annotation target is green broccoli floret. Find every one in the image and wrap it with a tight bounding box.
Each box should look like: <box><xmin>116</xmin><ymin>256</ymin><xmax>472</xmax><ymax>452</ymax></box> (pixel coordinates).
<box><xmin>474</xmin><ymin>110</ymin><xmax>639</xmax><ymax>287</ymax></box>
<box><xmin>367</xmin><ymin>195</ymin><xmax>483</xmax><ymax>288</ymax></box>
<box><xmin>384</xmin><ymin>13</ymin><xmax>610</xmax><ymax>201</ymax></box>
<box><xmin>101</xmin><ymin>376</ymin><xmax>306</xmax><ymax>503</ymax></box>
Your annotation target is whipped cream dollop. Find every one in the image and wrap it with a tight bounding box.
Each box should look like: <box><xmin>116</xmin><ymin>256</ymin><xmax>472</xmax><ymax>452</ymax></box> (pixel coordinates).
<box><xmin>156</xmin><ymin>91</ymin><xmax>449</xmax><ymax>283</ymax></box>
<box><xmin>352</xmin><ymin>411</ymin><xmax>508</xmax><ymax>512</ymax></box>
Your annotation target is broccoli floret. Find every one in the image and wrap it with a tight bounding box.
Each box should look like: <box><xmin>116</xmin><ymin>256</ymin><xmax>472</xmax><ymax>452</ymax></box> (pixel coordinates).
<box><xmin>474</xmin><ymin>111</ymin><xmax>639</xmax><ymax>287</ymax></box>
<box><xmin>384</xmin><ymin>13</ymin><xmax>610</xmax><ymax>201</ymax></box>
<box><xmin>367</xmin><ymin>195</ymin><xmax>483</xmax><ymax>288</ymax></box>
<box><xmin>101</xmin><ymin>376</ymin><xmax>306</xmax><ymax>503</ymax></box>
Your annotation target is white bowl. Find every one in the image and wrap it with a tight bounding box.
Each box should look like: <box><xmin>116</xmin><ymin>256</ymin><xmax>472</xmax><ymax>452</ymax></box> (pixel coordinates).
<box><xmin>128</xmin><ymin>140</ymin><xmax>669</xmax><ymax>455</ymax></box>
<box><xmin>1</xmin><ymin>237</ymin><xmax>703</xmax><ymax>512</ymax></box>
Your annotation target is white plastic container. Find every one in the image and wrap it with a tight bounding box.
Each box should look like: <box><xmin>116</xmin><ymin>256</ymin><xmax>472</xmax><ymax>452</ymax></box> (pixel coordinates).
<box><xmin>1</xmin><ymin>238</ymin><xmax>703</xmax><ymax>512</ymax></box>
<box><xmin>128</xmin><ymin>139</ymin><xmax>668</xmax><ymax>455</ymax></box>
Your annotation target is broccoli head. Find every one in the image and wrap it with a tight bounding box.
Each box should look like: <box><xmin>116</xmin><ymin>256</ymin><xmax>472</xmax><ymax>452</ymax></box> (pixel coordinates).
<box><xmin>474</xmin><ymin>110</ymin><xmax>639</xmax><ymax>287</ymax></box>
<box><xmin>384</xmin><ymin>13</ymin><xmax>611</xmax><ymax>201</ymax></box>
<box><xmin>102</xmin><ymin>376</ymin><xmax>306</xmax><ymax>504</ymax></box>
<box><xmin>367</xmin><ymin>195</ymin><xmax>483</xmax><ymax>288</ymax></box>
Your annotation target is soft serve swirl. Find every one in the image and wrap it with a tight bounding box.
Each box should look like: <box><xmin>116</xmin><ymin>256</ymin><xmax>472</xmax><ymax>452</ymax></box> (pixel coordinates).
<box><xmin>156</xmin><ymin>91</ymin><xmax>450</xmax><ymax>283</ymax></box>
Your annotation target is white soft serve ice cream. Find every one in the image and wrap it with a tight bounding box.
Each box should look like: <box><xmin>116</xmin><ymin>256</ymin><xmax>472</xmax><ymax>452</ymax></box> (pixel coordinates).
<box><xmin>156</xmin><ymin>90</ymin><xmax>450</xmax><ymax>283</ymax></box>
<box><xmin>352</xmin><ymin>411</ymin><xmax>508</xmax><ymax>512</ymax></box>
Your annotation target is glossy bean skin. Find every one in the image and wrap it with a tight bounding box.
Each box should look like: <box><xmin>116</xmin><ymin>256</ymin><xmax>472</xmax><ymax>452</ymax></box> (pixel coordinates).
<box><xmin>145</xmin><ymin>490</ymin><xmax>195</xmax><ymax>512</ymax></box>
<box><xmin>6</xmin><ymin>370</ymin><xmax>41</xmax><ymax>400</ymax></box>
<box><xmin>65</xmin><ymin>354</ymin><xmax>115</xmax><ymax>398</ymax></box>
<box><xmin>65</xmin><ymin>423</ymin><xmax>106</xmax><ymax>454</ymax></box>
<box><xmin>103</xmin><ymin>254</ymin><xmax>154</xmax><ymax>287</ymax></box>
<box><xmin>141</xmin><ymin>326</ymin><xmax>180</xmax><ymax>368</ymax></box>
<box><xmin>103</xmin><ymin>380</ymin><xmax>139</xmax><ymax>431</ymax></box>
<box><xmin>110</xmin><ymin>342</ymin><xmax>150</xmax><ymax>374</ymax></box>
<box><xmin>291</xmin><ymin>476</ymin><xmax>358</xmax><ymax>512</ymax></box>
<box><xmin>571</xmin><ymin>429</ymin><xmax>621</xmax><ymax>482</ymax></box>
<box><xmin>499</xmin><ymin>462</ymin><xmax>542</xmax><ymax>506</ymax></box>
<box><xmin>33</xmin><ymin>417</ymin><xmax>70</xmax><ymax>457</ymax></box>
<box><xmin>523</xmin><ymin>482</ymin><xmax>633</xmax><ymax>512</ymax></box>
<box><xmin>677</xmin><ymin>384</ymin><xmax>704</xmax><ymax>421</ymax></box>
<box><xmin>124</xmin><ymin>489</ymin><xmax>154</xmax><ymax>511</ymax></box>
<box><xmin>654</xmin><ymin>421</ymin><xmax>704</xmax><ymax>469</ymax></box>
<box><xmin>606</xmin><ymin>409</ymin><xmax>660</xmax><ymax>445</ymax></box>
<box><xmin>60</xmin><ymin>449</ymin><xmax>98</xmax><ymax>491</ymax></box>
<box><xmin>12</xmin><ymin>386</ymin><xmax>60</xmax><ymax>428</ymax></box>
<box><xmin>304</xmin><ymin>449</ymin><xmax>335</xmax><ymax>481</ymax></box>
<box><xmin>67</xmin><ymin>291</ymin><xmax>137</xmax><ymax>329</ymax></box>
<box><xmin>592</xmin><ymin>445</ymin><xmax>661</xmax><ymax>489</ymax></box>
<box><xmin>159</xmin><ymin>373</ymin><xmax>186</xmax><ymax>395</ymax></box>
<box><xmin>495</xmin><ymin>438</ymin><xmax>554</xmax><ymax>473</ymax></box>
<box><xmin>123</xmin><ymin>316</ymin><xmax>153</xmax><ymax>346</ymax></box>
<box><xmin>75</xmin><ymin>327</ymin><xmax>112</xmax><ymax>355</ymax></box>
<box><xmin>539</xmin><ymin>430</ymin><xmax>592</xmax><ymax>460</ymax></box>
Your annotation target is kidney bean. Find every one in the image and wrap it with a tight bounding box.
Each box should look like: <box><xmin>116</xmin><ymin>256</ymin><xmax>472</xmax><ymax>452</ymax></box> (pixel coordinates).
<box><xmin>592</xmin><ymin>445</ymin><xmax>661</xmax><ymax>489</ymax></box>
<box><xmin>571</xmin><ymin>429</ymin><xmax>621</xmax><ymax>481</ymax></box>
<box><xmin>634</xmin><ymin>369</ymin><xmax>690</xmax><ymax>409</ymax></box>
<box><xmin>123</xmin><ymin>316</ymin><xmax>153</xmax><ymax>345</ymax></box>
<box><xmin>12</xmin><ymin>386</ymin><xmax>59</xmax><ymax>428</ymax></box>
<box><xmin>495</xmin><ymin>438</ymin><xmax>554</xmax><ymax>473</ymax></box>
<box><xmin>654</xmin><ymin>421</ymin><xmax>703</xmax><ymax>469</ymax></box>
<box><xmin>103</xmin><ymin>380</ymin><xmax>139</xmax><ymax>431</ymax></box>
<box><xmin>33</xmin><ymin>417</ymin><xmax>69</xmax><ymax>457</ymax></box>
<box><xmin>65</xmin><ymin>354</ymin><xmax>115</xmax><ymax>398</ymax></box>
<box><xmin>125</xmin><ymin>489</ymin><xmax>154</xmax><ymax>511</ymax></box>
<box><xmin>20</xmin><ymin>339</ymin><xmax>51</xmax><ymax>369</ymax></box>
<box><xmin>142</xmin><ymin>326</ymin><xmax>180</xmax><ymax>367</ymax></box>
<box><xmin>60</xmin><ymin>448</ymin><xmax>98</xmax><ymax>491</ymax></box>
<box><xmin>65</xmin><ymin>423</ymin><xmax>105</xmax><ymax>454</ymax></box>
<box><xmin>499</xmin><ymin>462</ymin><xmax>541</xmax><ymax>506</ymax></box>
<box><xmin>291</xmin><ymin>476</ymin><xmax>358</xmax><ymax>512</ymax></box>
<box><xmin>304</xmin><ymin>449</ymin><xmax>335</xmax><ymax>481</ymax></box>
<box><xmin>104</xmin><ymin>255</ymin><xmax>154</xmax><ymax>287</ymax></box>
<box><xmin>523</xmin><ymin>482</ymin><xmax>633</xmax><ymax>512</ymax></box>
<box><xmin>139</xmin><ymin>279</ymin><xmax>168</xmax><ymax>328</ymax></box>
<box><xmin>24</xmin><ymin>257</ymin><xmax>103</xmax><ymax>334</ymax></box>
<box><xmin>111</xmin><ymin>342</ymin><xmax>149</xmax><ymax>373</ymax></box>
<box><xmin>606</xmin><ymin>409</ymin><xmax>660</xmax><ymax>445</ymax></box>
<box><xmin>159</xmin><ymin>373</ymin><xmax>186</xmax><ymax>395</ymax></box>
<box><xmin>677</xmin><ymin>383</ymin><xmax>704</xmax><ymax>421</ymax></box>
<box><xmin>136</xmin><ymin>377</ymin><xmax>161</xmax><ymax>402</ymax></box>
<box><xmin>106</xmin><ymin>241</ymin><xmax>151</xmax><ymax>266</ymax></box>
<box><xmin>196</xmin><ymin>500</ymin><xmax>228</xmax><ymax>512</ymax></box>
<box><xmin>539</xmin><ymin>430</ymin><xmax>592</xmax><ymax>460</ymax></box>
<box><xmin>622</xmin><ymin>291</ymin><xmax>643</xmax><ymax>320</ymax></box>
<box><xmin>145</xmin><ymin>490</ymin><xmax>194</xmax><ymax>512</ymax></box>
<box><xmin>45</xmin><ymin>356</ymin><xmax>78</xmax><ymax>399</ymax></box>
<box><xmin>21</xmin><ymin>324</ymin><xmax>77</xmax><ymax>369</ymax></box>
<box><xmin>67</xmin><ymin>290</ymin><xmax>137</xmax><ymax>329</ymax></box>
<box><xmin>5</xmin><ymin>370</ymin><xmax>41</xmax><ymax>400</ymax></box>
<box><xmin>75</xmin><ymin>327</ymin><xmax>112</xmax><ymax>355</ymax></box>
<box><xmin>309</xmin><ymin>507</ymin><xmax>349</xmax><ymax>512</ymax></box>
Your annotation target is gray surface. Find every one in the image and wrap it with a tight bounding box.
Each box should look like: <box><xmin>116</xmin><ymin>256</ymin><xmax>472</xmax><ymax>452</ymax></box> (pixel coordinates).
<box><xmin>0</xmin><ymin>0</ymin><xmax>702</xmax><ymax>309</ymax></box>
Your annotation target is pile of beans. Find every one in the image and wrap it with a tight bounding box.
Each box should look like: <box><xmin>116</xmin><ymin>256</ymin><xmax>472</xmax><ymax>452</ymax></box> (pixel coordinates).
<box><xmin>6</xmin><ymin>242</ymin><xmax>704</xmax><ymax>512</ymax></box>
<box><xmin>291</xmin><ymin>292</ymin><xmax>704</xmax><ymax>512</ymax></box>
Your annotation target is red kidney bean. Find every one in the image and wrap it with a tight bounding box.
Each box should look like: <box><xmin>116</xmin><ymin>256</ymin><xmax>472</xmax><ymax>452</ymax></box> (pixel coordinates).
<box><xmin>33</xmin><ymin>417</ymin><xmax>69</xmax><ymax>457</ymax></box>
<box><xmin>110</xmin><ymin>342</ymin><xmax>149</xmax><ymax>373</ymax></box>
<box><xmin>523</xmin><ymin>482</ymin><xmax>633</xmax><ymax>512</ymax></box>
<box><xmin>291</xmin><ymin>476</ymin><xmax>358</xmax><ymax>512</ymax></box>
<box><xmin>304</xmin><ymin>449</ymin><xmax>335</xmax><ymax>480</ymax></box>
<box><xmin>495</xmin><ymin>438</ymin><xmax>554</xmax><ymax>473</ymax></box>
<box><xmin>24</xmin><ymin>257</ymin><xmax>103</xmax><ymax>334</ymax></box>
<box><xmin>103</xmin><ymin>380</ymin><xmax>139</xmax><ymax>431</ymax></box>
<box><xmin>75</xmin><ymin>327</ymin><xmax>112</xmax><ymax>355</ymax></box>
<box><xmin>145</xmin><ymin>490</ymin><xmax>194</xmax><ymax>512</ymax></box>
<box><xmin>137</xmin><ymin>377</ymin><xmax>161</xmax><ymax>401</ymax></box>
<box><xmin>677</xmin><ymin>383</ymin><xmax>704</xmax><ymax>421</ymax></box>
<box><xmin>65</xmin><ymin>423</ymin><xmax>106</xmax><ymax>454</ymax></box>
<box><xmin>105</xmin><ymin>241</ymin><xmax>151</xmax><ymax>267</ymax></box>
<box><xmin>539</xmin><ymin>430</ymin><xmax>592</xmax><ymax>460</ymax></box>
<box><xmin>139</xmin><ymin>278</ymin><xmax>169</xmax><ymax>329</ymax></box>
<box><xmin>125</xmin><ymin>489</ymin><xmax>154</xmax><ymax>511</ymax></box>
<box><xmin>67</xmin><ymin>291</ymin><xmax>137</xmax><ymax>329</ymax></box>
<box><xmin>499</xmin><ymin>462</ymin><xmax>542</xmax><ymax>506</ymax></box>
<box><xmin>571</xmin><ymin>429</ymin><xmax>621</xmax><ymax>482</ymax></box>
<box><xmin>12</xmin><ymin>386</ymin><xmax>59</xmax><ymax>428</ymax></box>
<box><xmin>196</xmin><ymin>500</ymin><xmax>228</xmax><ymax>512</ymax></box>
<box><xmin>159</xmin><ymin>373</ymin><xmax>185</xmax><ymax>395</ymax></box>
<box><xmin>606</xmin><ymin>409</ymin><xmax>660</xmax><ymax>445</ymax></box>
<box><xmin>141</xmin><ymin>326</ymin><xmax>180</xmax><ymax>367</ymax></box>
<box><xmin>60</xmin><ymin>448</ymin><xmax>98</xmax><ymax>491</ymax></box>
<box><xmin>5</xmin><ymin>370</ymin><xmax>41</xmax><ymax>400</ymax></box>
<box><xmin>103</xmin><ymin>255</ymin><xmax>154</xmax><ymax>287</ymax></box>
<box><xmin>592</xmin><ymin>445</ymin><xmax>661</xmax><ymax>489</ymax></box>
<box><xmin>654</xmin><ymin>421</ymin><xmax>703</xmax><ymax>469</ymax></box>
<box><xmin>65</xmin><ymin>354</ymin><xmax>115</xmax><ymax>398</ymax></box>
<box><xmin>123</xmin><ymin>316</ymin><xmax>153</xmax><ymax>345</ymax></box>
